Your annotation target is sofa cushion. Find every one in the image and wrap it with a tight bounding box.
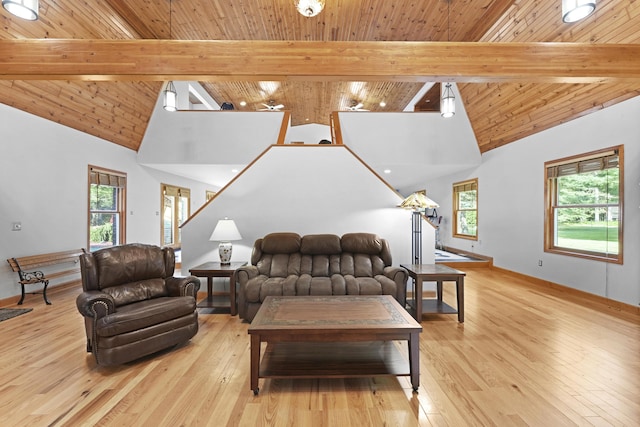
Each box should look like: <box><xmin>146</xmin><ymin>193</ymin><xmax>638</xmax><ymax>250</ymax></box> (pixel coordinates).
<box><xmin>296</xmin><ymin>274</ymin><xmax>347</xmax><ymax>296</ymax></box>
<box><xmin>300</xmin><ymin>234</ymin><xmax>342</xmax><ymax>255</ymax></box>
<box><xmin>94</xmin><ymin>243</ymin><xmax>168</xmax><ymax>289</ymax></box>
<box><xmin>96</xmin><ymin>296</ymin><xmax>196</xmax><ymax>337</ymax></box>
<box><xmin>103</xmin><ymin>278</ymin><xmax>168</xmax><ymax>307</ymax></box>
<box><xmin>256</xmin><ymin>253</ymin><xmax>302</xmax><ymax>278</ymax></box>
<box><xmin>262</xmin><ymin>232</ymin><xmax>302</xmax><ymax>254</ymax></box>
<box><xmin>345</xmin><ymin>276</ymin><xmax>384</xmax><ymax>296</ymax></box>
<box><xmin>341</xmin><ymin>233</ymin><xmax>383</xmax><ymax>255</ymax></box>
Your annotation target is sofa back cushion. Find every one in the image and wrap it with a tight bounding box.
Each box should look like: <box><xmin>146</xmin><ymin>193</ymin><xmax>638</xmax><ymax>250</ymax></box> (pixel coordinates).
<box><xmin>300</xmin><ymin>234</ymin><xmax>341</xmax><ymax>255</ymax></box>
<box><xmin>253</xmin><ymin>233</ymin><xmax>302</xmax><ymax>277</ymax></box>
<box><xmin>341</xmin><ymin>233</ymin><xmax>392</xmax><ymax>266</ymax></box>
<box><xmin>94</xmin><ymin>244</ymin><xmax>169</xmax><ymax>288</ymax></box>
<box><xmin>102</xmin><ymin>278</ymin><xmax>168</xmax><ymax>306</ymax></box>
<box><xmin>84</xmin><ymin>243</ymin><xmax>172</xmax><ymax>306</ymax></box>
<box><xmin>299</xmin><ymin>234</ymin><xmax>342</xmax><ymax>277</ymax></box>
<box><xmin>339</xmin><ymin>233</ymin><xmax>391</xmax><ymax>277</ymax></box>
<box><xmin>249</xmin><ymin>232</ymin><xmax>393</xmax><ymax>279</ymax></box>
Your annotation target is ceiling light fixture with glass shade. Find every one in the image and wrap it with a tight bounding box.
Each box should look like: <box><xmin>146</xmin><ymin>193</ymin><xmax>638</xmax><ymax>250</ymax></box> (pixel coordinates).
<box><xmin>2</xmin><ymin>0</ymin><xmax>38</xmax><ymax>20</ymax></box>
<box><xmin>562</xmin><ymin>0</ymin><xmax>596</xmax><ymax>23</ymax></box>
<box><xmin>441</xmin><ymin>83</ymin><xmax>455</xmax><ymax>118</ymax></box>
<box><xmin>293</xmin><ymin>0</ymin><xmax>325</xmax><ymax>17</ymax></box>
<box><xmin>163</xmin><ymin>81</ymin><xmax>177</xmax><ymax>112</ymax></box>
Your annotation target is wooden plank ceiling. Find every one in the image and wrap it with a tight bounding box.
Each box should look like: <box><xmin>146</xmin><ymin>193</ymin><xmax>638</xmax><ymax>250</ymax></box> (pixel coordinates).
<box><xmin>0</xmin><ymin>0</ymin><xmax>638</xmax><ymax>153</ymax></box>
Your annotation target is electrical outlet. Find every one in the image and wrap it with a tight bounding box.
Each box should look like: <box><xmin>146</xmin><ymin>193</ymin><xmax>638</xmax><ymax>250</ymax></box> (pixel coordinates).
<box><xmin>11</xmin><ymin>222</ymin><xmax>22</xmax><ymax>231</ymax></box>
<box><xmin>538</xmin><ymin>260</ymin><xmax>543</xmax><ymax>267</ymax></box>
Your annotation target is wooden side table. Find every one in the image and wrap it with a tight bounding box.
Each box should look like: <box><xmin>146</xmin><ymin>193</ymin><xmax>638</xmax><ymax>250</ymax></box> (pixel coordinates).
<box><xmin>189</xmin><ymin>261</ymin><xmax>246</xmax><ymax>315</ymax></box>
<box><xmin>400</xmin><ymin>264</ymin><xmax>465</xmax><ymax>323</ymax></box>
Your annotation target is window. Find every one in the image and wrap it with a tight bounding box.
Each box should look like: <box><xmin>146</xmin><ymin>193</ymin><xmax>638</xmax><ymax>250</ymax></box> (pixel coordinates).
<box><xmin>88</xmin><ymin>166</ymin><xmax>126</xmax><ymax>252</ymax></box>
<box><xmin>453</xmin><ymin>179</ymin><xmax>478</xmax><ymax>239</ymax></box>
<box><xmin>162</xmin><ymin>184</ymin><xmax>190</xmax><ymax>248</ymax></box>
<box><xmin>544</xmin><ymin>146</ymin><xmax>623</xmax><ymax>263</ymax></box>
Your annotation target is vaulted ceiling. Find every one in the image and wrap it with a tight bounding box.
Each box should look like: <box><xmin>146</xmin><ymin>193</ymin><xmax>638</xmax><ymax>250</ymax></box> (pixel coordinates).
<box><xmin>0</xmin><ymin>0</ymin><xmax>638</xmax><ymax>153</ymax></box>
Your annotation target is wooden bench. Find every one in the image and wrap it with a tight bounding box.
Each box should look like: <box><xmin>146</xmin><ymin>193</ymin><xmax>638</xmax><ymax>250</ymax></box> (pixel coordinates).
<box><xmin>7</xmin><ymin>249</ymin><xmax>86</xmax><ymax>305</ymax></box>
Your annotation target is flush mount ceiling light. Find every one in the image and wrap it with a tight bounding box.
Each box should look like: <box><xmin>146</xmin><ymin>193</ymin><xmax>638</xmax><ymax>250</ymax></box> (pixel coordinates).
<box><xmin>562</xmin><ymin>0</ymin><xmax>596</xmax><ymax>23</ymax></box>
<box><xmin>2</xmin><ymin>0</ymin><xmax>38</xmax><ymax>20</ymax></box>
<box><xmin>441</xmin><ymin>83</ymin><xmax>455</xmax><ymax>118</ymax></box>
<box><xmin>293</xmin><ymin>0</ymin><xmax>325</xmax><ymax>17</ymax></box>
<box><xmin>163</xmin><ymin>81</ymin><xmax>177</xmax><ymax>112</ymax></box>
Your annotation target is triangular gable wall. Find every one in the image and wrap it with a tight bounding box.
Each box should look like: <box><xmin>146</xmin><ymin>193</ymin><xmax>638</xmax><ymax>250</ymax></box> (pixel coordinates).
<box><xmin>181</xmin><ymin>145</ymin><xmax>435</xmax><ymax>273</ymax></box>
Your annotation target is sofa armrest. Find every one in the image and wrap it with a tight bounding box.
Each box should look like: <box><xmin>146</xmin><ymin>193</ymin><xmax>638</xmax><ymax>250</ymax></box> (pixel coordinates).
<box><xmin>384</xmin><ymin>266</ymin><xmax>408</xmax><ymax>306</ymax></box>
<box><xmin>236</xmin><ymin>266</ymin><xmax>258</xmax><ymax>320</ymax></box>
<box><xmin>76</xmin><ymin>291</ymin><xmax>116</xmax><ymax>319</ymax></box>
<box><xmin>166</xmin><ymin>276</ymin><xmax>201</xmax><ymax>298</ymax></box>
<box><xmin>235</xmin><ymin>265</ymin><xmax>258</xmax><ymax>284</ymax></box>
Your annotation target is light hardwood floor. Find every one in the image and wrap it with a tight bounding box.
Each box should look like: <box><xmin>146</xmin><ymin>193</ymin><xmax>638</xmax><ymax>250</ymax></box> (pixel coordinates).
<box><xmin>1</xmin><ymin>268</ymin><xmax>638</xmax><ymax>426</ymax></box>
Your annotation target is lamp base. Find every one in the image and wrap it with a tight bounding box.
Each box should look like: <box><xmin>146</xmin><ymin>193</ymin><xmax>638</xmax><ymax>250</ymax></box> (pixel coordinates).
<box><xmin>219</xmin><ymin>242</ymin><xmax>233</xmax><ymax>265</ymax></box>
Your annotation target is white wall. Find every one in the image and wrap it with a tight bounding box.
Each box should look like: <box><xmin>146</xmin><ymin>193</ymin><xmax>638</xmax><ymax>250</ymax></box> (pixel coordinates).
<box><xmin>428</xmin><ymin>95</ymin><xmax>640</xmax><ymax>307</ymax></box>
<box><xmin>339</xmin><ymin>108</ymin><xmax>481</xmax><ymax>194</ymax></box>
<box><xmin>0</xmin><ymin>104</ymin><xmax>211</xmax><ymax>300</ymax></box>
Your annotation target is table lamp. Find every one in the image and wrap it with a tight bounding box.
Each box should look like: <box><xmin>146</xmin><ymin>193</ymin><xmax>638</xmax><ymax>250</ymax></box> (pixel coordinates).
<box><xmin>209</xmin><ymin>217</ymin><xmax>242</xmax><ymax>265</ymax></box>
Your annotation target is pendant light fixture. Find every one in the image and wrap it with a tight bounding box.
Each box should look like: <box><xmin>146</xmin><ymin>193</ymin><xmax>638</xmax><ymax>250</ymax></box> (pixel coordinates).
<box><xmin>440</xmin><ymin>1</ymin><xmax>455</xmax><ymax>118</ymax></box>
<box><xmin>293</xmin><ymin>0</ymin><xmax>325</xmax><ymax>17</ymax></box>
<box><xmin>162</xmin><ymin>0</ymin><xmax>177</xmax><ymax>112</ymax></box>
<box><xmin>440</xmin><ymin>83</ymin><xmax>455</xmax><ymax>118</ymax></box>
<box><xmin>163</xmin><ymin>81</ymin><xmax>177</xmax><ymax>112</ymax></box>
<box><xmin>562</xmin><ymin>0</ymin><xmax>596</xmax><ymax>23</ymax></box>
<box><xmin>2</xmin><ymin>0</ymin><xmax>39</xmax><ymax>20</ymax></box>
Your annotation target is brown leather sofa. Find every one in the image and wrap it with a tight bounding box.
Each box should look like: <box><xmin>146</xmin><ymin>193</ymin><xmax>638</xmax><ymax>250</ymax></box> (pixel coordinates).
<box><xmin>236</xmin><ymin>232</ymin><xmax>408</xmax><ymax>322</ymax></box>
<box><xmin>76</xmin><ymin>243</ymin><xmax>200</xmax><ymax>366</ymax></box>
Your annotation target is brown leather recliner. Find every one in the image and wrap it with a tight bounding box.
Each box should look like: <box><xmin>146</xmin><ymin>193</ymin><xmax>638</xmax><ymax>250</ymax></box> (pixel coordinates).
<box><xmin>76</xmin><ymin>243</ymin><xmax>200</xmax><ymax>366</ymax></box>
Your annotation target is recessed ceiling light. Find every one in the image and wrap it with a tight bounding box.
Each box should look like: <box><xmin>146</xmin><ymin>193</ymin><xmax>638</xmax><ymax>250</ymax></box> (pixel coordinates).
<box><xmin>231</xmin><ymin>169</ymin><xmax>239</xmax><ymax>173</ymax></box>
<box><xmin>379</xmin><ymin>101</ymin><xmax>387</xmax><ymax>107</ymax></box>
<box><xmin>384</xmin><ymin>169</ymin><xmax>391</xmax><ymax>174</ymax></box>
<box><xmin>239</xmin><ymin>101</ymin><xmax>247</xmax><ymax>107</ymax></box>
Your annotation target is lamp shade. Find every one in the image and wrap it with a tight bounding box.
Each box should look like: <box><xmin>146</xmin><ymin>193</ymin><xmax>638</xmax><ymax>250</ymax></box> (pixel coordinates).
<box><xmin>562</xmin><ymin>0</ymin><xmax>596</xmax><ymax>23</ymax></box>
<box><xmin>399</xmin><ymin>190</ymin><xmax>439</xmax><ymax>211</ymax></box>
<box><xmin>209</xmin><ymin>218</ymin><xmax>242</xmax><ymax>242</ymax></box>
<box><xmin>2</xmin><ymin>0</ymin><xmax>38</xmax><ymax>20</ymax></box>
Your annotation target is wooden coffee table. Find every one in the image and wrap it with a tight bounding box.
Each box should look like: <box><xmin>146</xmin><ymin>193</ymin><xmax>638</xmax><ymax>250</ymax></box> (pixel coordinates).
<box><xmin>247</xmin><ymin>295</ymin><xmax>422</xmax><ymax>394</ymax></box>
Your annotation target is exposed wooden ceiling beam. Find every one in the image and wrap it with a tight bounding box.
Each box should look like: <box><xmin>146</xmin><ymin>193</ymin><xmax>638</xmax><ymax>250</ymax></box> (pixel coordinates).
<box><xmin>1</xmin><ymin>40</ymin><xmax>640</xmax><ymax>83</ymax></box>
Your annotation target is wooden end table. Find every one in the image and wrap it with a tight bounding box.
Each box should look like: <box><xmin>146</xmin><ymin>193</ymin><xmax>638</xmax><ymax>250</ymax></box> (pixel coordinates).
<box><xmin>189</xmin><ymin>261</ymin><xmax>246</xmax><ymax>315</ymax></box>
<box><xmin>248</xmin><ymin>295</ymin><xmax>422</xmax><ymax>395</ymax></box>
<box><xmin>400</xmin><ymin>264</ymin><xmax>465</xmax><ymax>323</ymax></box>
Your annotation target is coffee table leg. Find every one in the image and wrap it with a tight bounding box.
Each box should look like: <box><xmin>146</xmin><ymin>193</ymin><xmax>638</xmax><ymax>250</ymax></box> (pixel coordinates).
<box><xmin>250</xmin><ymin>334</ymin><xmax>261</xmax><ymax>394</ymax></box>
<box><xmin>408</xmin><ymin>332</ymin><xmax>420</xmax><ymax>392</ymax></box>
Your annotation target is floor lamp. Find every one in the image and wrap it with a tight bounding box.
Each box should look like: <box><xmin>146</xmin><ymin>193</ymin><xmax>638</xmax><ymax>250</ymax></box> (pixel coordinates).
<box><xmin>399</xmin><ymin>190</ymin><xmax>439</xmax><ymax>265</ymax></box>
